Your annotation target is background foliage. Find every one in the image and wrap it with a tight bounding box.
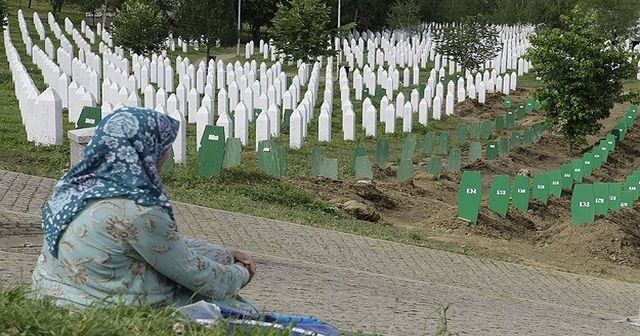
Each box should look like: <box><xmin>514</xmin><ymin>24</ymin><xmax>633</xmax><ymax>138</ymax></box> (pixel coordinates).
<box><xmin>527</xmin><ymin>6</ymin><xmax>637</xmax><ymax>147</ymax></box>
<box><xmin>111</xmin><ymin>0</ymin><xmax>169</xmax><ymax>54</ymax></box>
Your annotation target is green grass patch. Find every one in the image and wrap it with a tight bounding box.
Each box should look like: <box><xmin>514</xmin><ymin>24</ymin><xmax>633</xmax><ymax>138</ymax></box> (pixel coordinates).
<box><xmin>0</xmin><ymin>286</ymin><xmax>294</xmax><ymax>336</ymax></box>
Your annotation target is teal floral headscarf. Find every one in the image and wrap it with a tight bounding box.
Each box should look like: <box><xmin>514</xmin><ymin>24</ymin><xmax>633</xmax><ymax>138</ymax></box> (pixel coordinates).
<box><xmin>43</xmin><ymin>107</ymin><xmax>180</xmax><ymax>258</ymax></box>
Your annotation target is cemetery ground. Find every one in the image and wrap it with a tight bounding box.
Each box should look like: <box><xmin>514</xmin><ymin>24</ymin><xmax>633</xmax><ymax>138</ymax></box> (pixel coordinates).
<box><xmin>3</xmin><ymin>0</ymin><xmax>640</xmax><ymax>290</ymax></box>
<box><xmin>4</xmin><ymin>2</ymin><xmax>640</xmax><ymax>333</ymax></box>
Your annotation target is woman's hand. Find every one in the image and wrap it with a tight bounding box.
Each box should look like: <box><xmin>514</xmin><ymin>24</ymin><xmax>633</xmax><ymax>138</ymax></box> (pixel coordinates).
<box><xmin>231</xmin><ymin>249</ymin><xmax>256</xmax><ymax>284</ymax></box>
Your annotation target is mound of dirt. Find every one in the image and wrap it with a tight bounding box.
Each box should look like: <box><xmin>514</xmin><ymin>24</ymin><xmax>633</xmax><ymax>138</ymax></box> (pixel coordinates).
<box><xmin>456</xmin><ymin>89</ymin><xmax>530</xmax><ymax>121</ymax></box>
<box><xmin>286</xmin><ymin>97</ymin><xmax>640</xmax><ymax>279</ymax></box>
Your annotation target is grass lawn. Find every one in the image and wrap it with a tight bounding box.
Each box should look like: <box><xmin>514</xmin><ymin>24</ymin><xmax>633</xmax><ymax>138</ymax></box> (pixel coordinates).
<box><xmin>0</xmin><ymin>0</ymin><xmax>491</xmax><ymax>252</ymax></box>
<box><xmin>3</xmin><ymin>0</ymin><xmax>640</xmax><ymax>257</ymax></box>
<box><xmin>0</xmin><ymin>286</ymin><xmax>296</xmax><ymax>336</ymax></box>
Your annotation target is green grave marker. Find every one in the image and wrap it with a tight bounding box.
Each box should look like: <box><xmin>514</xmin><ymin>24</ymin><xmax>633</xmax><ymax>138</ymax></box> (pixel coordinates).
<box><xmin>510</xmin><ymin>131</ymin><xmax>521</xmax><ymax>147</ymax></box>
<box><xmin>560</xmin><ymin>163</ymin><xmax>574</xmax><ymax>190</ymax></box>
<box><xmin>277</xmin><ymin>146</ymin><xmax>287</xmax><ymax>177</ymax></box>
<box><xmin>548</xmin><ymin>170</ymin><xmax>562</xmax><ymax>197</ymax></box>
<box><xmin>283</xmin><ymin>109</ymin><xmax>293</xmax><ymax>129</ymax></box>
<box><xmin>624</xmin><ymin>175</ymin><xmax>640</xmax><ymax>199</ymax></box>
<box><xmin>458</xmin><ymin>171</ymin><xmax>483</xmax><ymax>224</ymax></box>
<box><xmin>620</xmin><ymin>191</ymin><xmax>636</xmax><ymax>209</ymax></box>
<box><xmin>517</xmin><ymin>105</ymin><xmax>525</xmax><ymax>119</ymax></box>
<box><xmin>495</xmin><ymin>116</ymin><xmax>505</xmax><ymax>132</ymax></box>
<box><xmin>591</xmin><ymin>148</ymin><xmax>603</xmax><ymax>170</ymax></box>
<box><xmin>76</xmin><ymin>106</ymin><xmax>102</xmax><ymax>129</ymax></box>
<box><xmin>572</xmin><ymin>159</ymin><xmax>584</xmax><ymax>183</ymax></box>
<box><xmin>480</xmin><ymin>120</ymin><xmax>493</xmax><ymax>140</ymax></box>
<box><xmin>161</xmin><ymin>148</ymin><xmax>175</xmax><ymax>174</ymax></box>
<box><xmin>438</xmin><ymin>132</ymin><xmax>450</xmax><ymax>155</ymax></box>
<box><xmin>504</xmin><ymin>96</ymin><xmax>513</xmax><ymax>109</ymax></box>
<box><xmin>486</xmin><ymin>141</ymin><xmax>498</xmax><ymax>160</ymax></box>
<box><xmin>352</xmin><ymin>146</ymin><xmax>368</xmax><ymax>172</ymax></box>
<box><xmin>469</xmin><ymin>142</ymin><xmax>482</xmax><ymax>161</ymax></box>
<box><xmin>401</xmin><ymin>134</ymin><xmax>417</xmax><ymax>161</ymax></box>
<box><xmin>598</xmin><ymin>140</ymin><xmax>610</xmax><ymax>163</ymax></box>
<box><xmin>311</xmin><ymin>147</ymin><xmax>325</xmax><ymax>176</ymax></box>
<box><xmin>257</xmin><ymin>140</ymin><xmax>279</xmax><ymax>178</ymax></box>
<box><xmin>512</xmin><ymin>175</ymin><xmax>531</xmax><ymax>211</ymax></box>
<box><xmin>606</xmin><ymin>134</ymin><xmax>616</xmax><ymax>151</ymax></box>
<box><xmin>612</xmin><ymin>128</ymin><xmax>623</xmax><ymax>144</ymax></box>
<box><xmin>498</xmin><ymin>137</ymin><xmax>510</xmax><ymax>157</ymax></box>
<box><xmin>582</xmin><ymin>152</ymin><xmax>595</xmax><ymax>176</ymax></box>
<box><xmin>571</xmin><ymin>184</ymin><xmax>595</xmax><ymax>226</ymax></box>
<box><xmin>506</xmin><ymin>112</ymin><xmax>515</xmax><ymax>128</ymax></box>
<box><xmin>354</xmin><ymin>156</ymin><xmax>373</xmax><ymax>180</ymax></box>
<box><xmin>525</xmin><ymin>98</ymin><xmax>534</xmax><ymax>112</ymax></box>
<box><xmin>523</xmin><ymin>128</ymin><xmax>533</xmax><ymax>145</ymax></box>
<box><xmin>456</xmin><ymin>124</ymin><xmax>468</xmax><ymax>145</ymax></box>
<box><xmin>447</xmin><ymin>148</ymin><xmax>462</xmax><ymax>172</ymax></box>
<box><xmin>375</xmin><ymin>86</ymin><xmax>384</xmax><ymax>98</ymax></box>
<box><xmin>222</xmin><ymin>138</ymin><xmax>242</xmax><ymax>168</ymax></box>
<box><xmin>488</xmin><ymin>175</ymin><xmax>510</xmax><ymax>218</ymax></box>
<box><xmin>532</xmin><ymin>123</ymin><xmax>544</xmax><ymax>142</ymax></box>
<box><xmin>375</xmin><ymin>138</ymin><xmax>390</xmax><ymax>168</ymax></box>
<box><xmin>319</xmin><ymin>158</ymin><xmax>339</xmax><ymax>180</ymax></box>
<box><xmin>532</xmin><ymin>173</ymin><xmax>549</xmax><ymax>205</ymax></box>
<box><xmin>626</xmin><ymin>111</ymin><xmax>636</xmax><ymax>128</ymax></box>
<box><xmin>398</xmin><ymin>158</ymin><xmax>414</xmax><ymax>182</ymax></box>
<box><xmin>198</xmin><ymin>125</ymin><xmax>226</xmax><ymax>177</ymax></box>
<box><xmin>419</xmin><ymin>84</ymin><xmax>426</xmax><ymax>97</ymax></box>
<box><xmin>428</xmin><ymin>155</ymin><xmax>442</xmax><ymax>179</ymax></box>
<box><xmin>608</xmin><ymin>183</ymin><xmax>622</xmax><ymax>212</ymax></box>
<box><xmin>422</xmin><ymin>132</ymin><xmax>435</xmax><ymax>157</ymax></box>
<box><xmin>593</xmin><ymin>182</ymin><xmax>609</xmax><ymax>217</ymax></box>
<box><xmin>470</xmin><ymin>122</ymin><xmax>481</xmax><ymax>140</ymax></box>
<box><xmin>286</xmin><ymin>76</ymin><xmax>293</xmax><ymax>87</ymax></box>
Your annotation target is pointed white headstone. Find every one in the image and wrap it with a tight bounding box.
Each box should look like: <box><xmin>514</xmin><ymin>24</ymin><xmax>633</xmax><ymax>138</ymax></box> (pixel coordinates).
<box><xmin>33</xmin><ymin>88</ymin><xmax>63</xmax><ymax>145</ymax></box>
<box><xmin>384</xmin><ymin>104</ymin><xmax>395</xmax><ymax>134</ymax></box>
<box><xmin>402</xmin><ymin>102</ymin><xmax>412</xmax><ymax>133</ymax></box>
<box><xmin>433</xmin><ymin>95</ymin><xmax>442</xmax><ymax>120</ymax></box>
<box><xmin>289</xmin><ymin>109</ymin><xmax>304</xmax><ymax>149</ymax></box>
<box><xmin>255</xmin><ymin>110</ymin><xmax>271</xmax><ymax>151</ymax></box>
<box><xmin>418</xmin><ymin>98</ymin><xmax>428</xmax><ymax>125</ymax></box>
<box><xmin>318</xmin><ymin>106</ymin><xmax>331</xmax><ymax>142</ymax></box>
<box><xmin>234</xmin><ymin>102</ymin><xmax>249</xmax><ymax>146</ymax></box>
<box><xmin>187</xmin><ymin>88</ymin><xmax>200</xmax><ymax>124</ymax></box>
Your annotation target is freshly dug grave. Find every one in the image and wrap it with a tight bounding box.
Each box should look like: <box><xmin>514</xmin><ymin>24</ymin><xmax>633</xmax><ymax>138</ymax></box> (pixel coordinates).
<box><xmin>287</xmin><ymin>99</ymin><xmax>640</xmax><ymax>282</ymax></box>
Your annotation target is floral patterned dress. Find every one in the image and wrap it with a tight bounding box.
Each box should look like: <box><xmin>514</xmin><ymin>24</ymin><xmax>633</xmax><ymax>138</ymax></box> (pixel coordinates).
<box><xmin>32</xmin><ymin>198</ymin><xmax>252</xmax><ymax>310</ymax></box>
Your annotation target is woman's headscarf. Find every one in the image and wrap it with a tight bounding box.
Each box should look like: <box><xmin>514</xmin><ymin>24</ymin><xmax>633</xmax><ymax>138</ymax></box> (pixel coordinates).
<box><xmin>42</xmin><ymin>107</ymin><xmax>180</xmax><ymax>258</ymax></box>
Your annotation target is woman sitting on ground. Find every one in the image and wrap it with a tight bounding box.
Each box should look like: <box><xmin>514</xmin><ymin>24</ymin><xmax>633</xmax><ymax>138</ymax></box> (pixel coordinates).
<box><xmin>32</xmin><ymin>107</ymin><xmax>256</xmax><ymax>311</ymax></box>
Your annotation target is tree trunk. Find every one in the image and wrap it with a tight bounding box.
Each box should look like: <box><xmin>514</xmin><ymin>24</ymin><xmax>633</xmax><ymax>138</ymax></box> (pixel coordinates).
<box><xmin>251</xmin><ymin>24</ymin><xmax>260</xmax><ymax>43</ymax></box>
<box><xmin>102</xmin><ymin>0</ymin><xmax>109</xmax><ymax>29</ymax></box>
<box><xmin>206</xmin><ymin>43</ymin><xmax>211</xmax><ymax>59</ymax></box>
<box><xmin>28</xmin><ymin>0</ymin><xmax>32</xmax><ymax>8</ymax></box>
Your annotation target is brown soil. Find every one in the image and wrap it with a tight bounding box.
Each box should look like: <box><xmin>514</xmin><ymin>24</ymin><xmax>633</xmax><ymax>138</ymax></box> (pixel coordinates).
<box><xmin>287</xmin><ymin>92</ymin><xmax>640</xmax><ymax>283</ymax></box>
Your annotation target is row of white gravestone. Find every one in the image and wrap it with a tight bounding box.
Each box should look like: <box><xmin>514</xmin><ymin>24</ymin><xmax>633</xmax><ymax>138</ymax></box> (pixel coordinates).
<box><xmin>4</xmin><ymin>27</ymin><xmax>63</xmax><ymax>146</ymax></box>
<box><xmin>15</xmin><ymin>11</ymin><xmax>531</xmax><ymax>154</ymax></box>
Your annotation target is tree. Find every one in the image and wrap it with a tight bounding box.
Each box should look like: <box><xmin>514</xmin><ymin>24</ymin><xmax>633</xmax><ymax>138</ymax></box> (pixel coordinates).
<box><xmin>0</xmin><ymin>0</ymin><xmax>7</xmax><ymax>29</ymax></box>
<box><xmin>270</xmin><ymin>0</ymin><xmax>336</xmax><ymax>62</ymax></box>
<box><xmin>50</xmin><ymin>0</ymin><xmax>65</xmax><ymax>18</ymax></box>
<box><xmin>578</xmin><ymin>0</ymin><xmax>640</xmax><ymax>38</ymax></box>
<box><xmin>434</xmin><ymin>16</ymin><xmax>502</xmax><ymax>71</ymax></box>
<box><xmin>71</xmin><ymin>0</ymin><xmax>124</xmax><ymax>26</ymax></box>
<box><xmin>242</xmin><ymin>0</ymin><xmax>278</xmax><ymax>42</ymax></box>
<box><xmin>387</xmin><ymin>0</ymin><xmax>421</xmax><ymax>34</ymax></box>
<box><xmin>173</xmin><ymin>0</ymin><xmax>236</xmax><ymax>58</ymax></box>
<box><xmin>112</xmin><ymin>0</ymin><xmax>170</xmax><ymax>54</ymax></box>
<box><xmin>527</xmin><ymin>6</ymin><xmax>636</xmax><ymax>149</ymax></box>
